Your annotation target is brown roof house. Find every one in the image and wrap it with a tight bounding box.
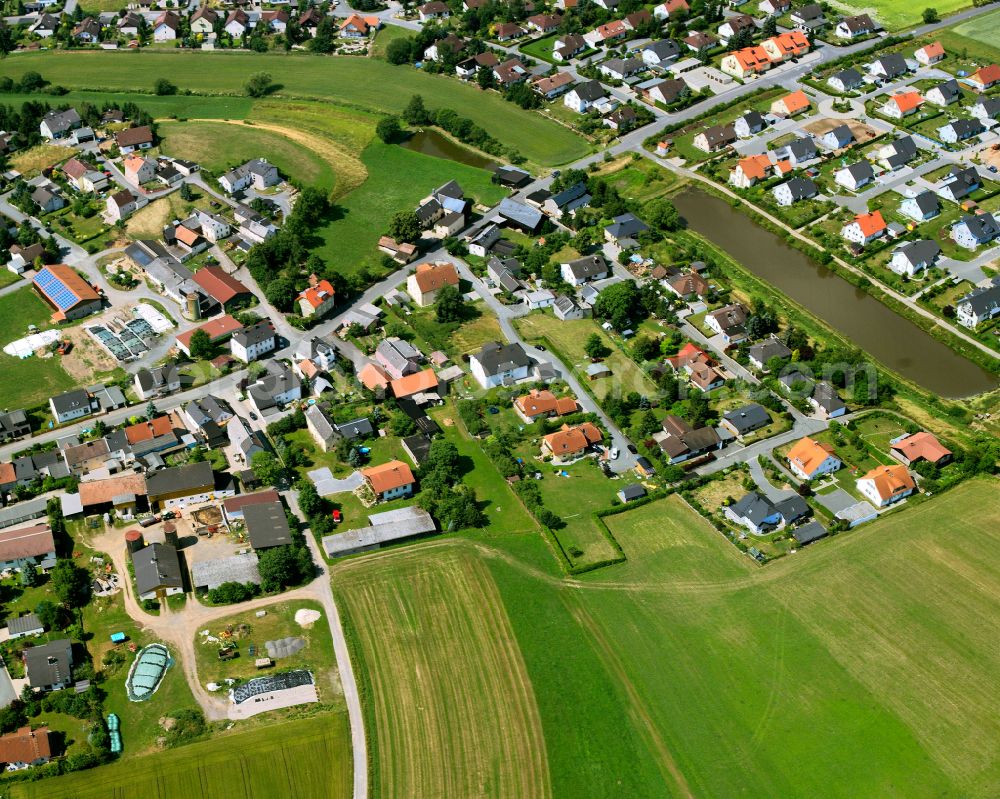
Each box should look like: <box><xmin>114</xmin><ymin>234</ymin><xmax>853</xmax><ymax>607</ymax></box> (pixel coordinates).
<box><xmin>406</xmin><ymin>262</ymin><xmax>460</xmax><ymax>307</ymax></box>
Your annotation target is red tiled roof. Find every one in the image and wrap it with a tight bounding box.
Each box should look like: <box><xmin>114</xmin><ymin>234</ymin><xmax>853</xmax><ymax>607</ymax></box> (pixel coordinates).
<box><xmin>176</xmin><ymin>314</ymin><xmax>243</xmax><ymax>349</ymax></box>
<box><xmin>362</xmin><ymin>460</ymin><xmax>415</xmax><ymax>494</ymax></box>
<box><xmin>193</xmin><ymin>266</ymin><xmax>251</xmax><ymax>305</ymax></box>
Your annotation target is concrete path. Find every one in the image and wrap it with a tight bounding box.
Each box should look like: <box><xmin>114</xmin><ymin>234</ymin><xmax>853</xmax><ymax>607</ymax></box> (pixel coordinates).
<box><xmin>309</xmin><ymin>468</ymin><xmax>364</xmax><ymax>496</ymax></box>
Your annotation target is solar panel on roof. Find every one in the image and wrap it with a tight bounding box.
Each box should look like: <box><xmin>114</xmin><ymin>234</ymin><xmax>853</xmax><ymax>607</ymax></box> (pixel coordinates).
<box><xmin>35</xmin><ymin>268</ymin><xmax>80</xmax><ymax>311</ymax></box>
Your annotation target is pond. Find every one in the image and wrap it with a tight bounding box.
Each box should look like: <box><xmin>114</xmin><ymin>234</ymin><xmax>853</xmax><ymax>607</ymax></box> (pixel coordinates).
<box><xmin>398</xmin><ymin>129</ymin><xmax>498</xmax><ymax>170</ymax></box>
<box><xmin>672</xmin><ymin>187</ymin><xmax>997</xmax><ymax>398</ymax></box>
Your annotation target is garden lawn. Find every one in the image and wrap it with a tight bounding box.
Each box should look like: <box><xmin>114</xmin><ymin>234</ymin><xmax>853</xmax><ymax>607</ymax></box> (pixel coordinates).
<box><xmin>312</xmin><ymin>141</ymin><xmax>506</xmax><ymax>281</ymax></box>
<box><xmin>430</xmin><ymin>401</ymin><xmax>539</xmax><ymax>537</ymax></box>
<box><xmin>9</xmin><ymin>713</ymin><xmax>353</xmax><ymax>799</ymax></box>
<box><xmin>532</xmin><ymin>456</ymin><xmax>623</xmax><ymax>569</ymax></box>
<box><xmin>1</xmin><ymin>51</ymin><xmax>589</xmax><ymax>166</ymax></box>
<box><xmin>513</xmin><ymin>313</ymin><xmax>660</xmax><ymax>401</ymax></box>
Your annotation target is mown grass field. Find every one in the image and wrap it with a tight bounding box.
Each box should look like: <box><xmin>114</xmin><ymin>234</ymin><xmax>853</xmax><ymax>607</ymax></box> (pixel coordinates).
<box><xmin>1</xmin><ymin>90</ymin><xmax>255</xmax><ymax>120</ymax></box>
<box><xmin>312</xmin><ymin>141</ymin><xmax>507</xmax><ymax>279</ymax></box>
<box><xmin>340</xmin><ymin>479</ymin><xmax>1000</xmax><ymax>798</ymax></box>
<box><xmin>10</xmin><ymin>713</ymin><xmax>353</xmax><ymax>799</ymax></box>
<box><xmin>332</xmin><ymin>545</ymin><xmax>550</xmax><ymax>799</ymax></box>
<box><xmin>945</xmin><ymin>8</ymin><xmax>1000</xmax><ymax>57</ymax></box>
<box><xmin>2</xmin><ymin>51</ymin><xmax>589</xmax><ymax>166</ymax></box>
<box><xmin>158</xmin><ymin>120</ymin><xmax>340</xmax><ymax>190</ymax></box>
<box><xmin>0</xmin><ymin>288</ymin><xmax>78</xmax><ymax>410</ymax></box>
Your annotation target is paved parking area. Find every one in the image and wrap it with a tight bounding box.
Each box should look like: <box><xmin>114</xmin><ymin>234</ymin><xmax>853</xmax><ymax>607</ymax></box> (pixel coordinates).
<box><xmin>816</xmin><ymin>486</ymin><xmax>860</xmax><ymax>516</ymax></box>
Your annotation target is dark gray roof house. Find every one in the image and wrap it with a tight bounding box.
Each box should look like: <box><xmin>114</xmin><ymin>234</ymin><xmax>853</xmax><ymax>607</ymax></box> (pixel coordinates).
<box><xmin>774</xmin><ymin>495</ymin><xmax>810</xmax><ymax>525</ymax></box>
<box><xmin>563</xmin><ymin>254</ymin><xmax>608</xmax><ymax>282</ymax></box>
<box><xmin>729</xmin><ymin>492</ymin><xmax>779</xmax><ymax>528</ymax></box>
<box><xmin>605</xmin><ymin>212</ymin><xmax>649</xmax><ymax>242</ymax></box>
<box><xmin>722</xmin><ymin>403</ymin><xmax>770</xmax><ymax>436</ymax></box>
<box><xmin>7</xmin><ymin>612</ymin><xmax>44</xmax><ymax>639</ymax></box>
<box><xmin>882</xmin><ymin>136</ymin><xmax>918</xmax><ymax>169</ymax></box>
<box><xmin>337</xmin><ymin>417</ymin><xmax>374</xmax><ymax>440</ymax></box>
<box><xmin>132</xmin><ymin>542</ymin><xmax>183</xmax><ymax>598</ymax></box>
<box><xmin>474</xmin><ymin>341</ymin><xmax>531</xmax><ymax>377</ymax></box>
<box><xmin>828</xmin><ymin>67</ymin><xmax>863</xmax><ymax>90</ymax></box>
<box><xmin>871</xmin><ymin>53</ymin><xmax>908</xmax><ymax>78</ymax></box>
<box><xmin>748</xmin><ymin>337</ymin><xmax>792</xmax><ymax>367</ymax></box>
<box><xmin>617</xmin><ymin>484</ymin><xmax>647</xmax><ymax>503</ymax></box>
<box><xmin>24</xmin><ymin>639</ymin><xmax>73</xmax><ymax>690</ymax></box>
<box><xmin>243</xmin><ymin>500</ymin><xmax>293</xmax><ymax>550</ymax></box>
<box><xmin>811</xmin><ymin>381</ymin><xmax>846</xmax><ymax>415</ymax></box>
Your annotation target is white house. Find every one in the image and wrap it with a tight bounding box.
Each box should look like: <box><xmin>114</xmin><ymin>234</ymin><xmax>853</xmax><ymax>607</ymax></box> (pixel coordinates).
<box><xmin>469</xmin><ymin>342</ymin><xmax>531</xmax><ymax>389</ymax></box>
<box><xmin>230</xmin><ymin>321</ymin><xmax>277</xmax><ymax>363</ymax></box>
<box><xmin>956</xmin><ymin>281</ymin><xmax>1000</xmax><ymax>329</ymax></box>
<box><xmin>890</xmin><ymin>240</ymin><xmax>940</xmax><ymax>277</ymax></box>
<box><xmin>841</xmin><ymin>210</ymin><xmax>886</xmax><ymax>246</ymax></box>
<box><xmin>564</xmin><ymin>81</ymin><xmax>608</xmax><ymax>113</ymax></box>
<box><xmin>834</xmin><ymin>162</ymin><xmax>874</xmax><ymax>192</ymax></box>
<box><xmin>856</xmin><ymin>464</ymin><xmax>916</xmax><ymax>507</ymax></box>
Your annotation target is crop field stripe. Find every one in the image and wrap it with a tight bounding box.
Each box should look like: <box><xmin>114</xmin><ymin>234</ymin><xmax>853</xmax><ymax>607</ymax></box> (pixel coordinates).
<box><xmin>333</xmin><ymin>548</ymin><xmax>551</xmax><ymax>798</ymax></box>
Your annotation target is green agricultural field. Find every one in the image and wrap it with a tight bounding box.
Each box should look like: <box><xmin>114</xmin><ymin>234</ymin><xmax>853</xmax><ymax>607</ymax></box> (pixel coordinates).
<box><xmin>1</xmin><ymin>51</ymin><xmax>589</xmax><ymax>166</ymax></box>
<box><xmin>332</xmin><ymin>545</ymin><xmax>551</xmax><ymax>799</ymax></box>
<box><xmin>1</xmin><ymin>90</ymin><xmax>255</xmax><ymax>120</ymax></box>
<box><xmin>833</xmin><ymin>0</ymin><xmax>970</xmax><ymax>30</ymax></box>
<box><xmin>158</xmin><ymin>120</ymin><xmax>339</xmax><ymax>190</ymax></box>
<box><xmin>9</xmin><ymin>713</ymin><xmax>353</xmax><ymax>799</ymax></box>
<box><xmin>339</xmin><ymin>479</ymin><xmax>1000</xmax><ymax>798</ymax></box>
<box><xmin>943</xmin><ymin>9</ymin><xmax>1000</xmax><ymax>62</ymax></box>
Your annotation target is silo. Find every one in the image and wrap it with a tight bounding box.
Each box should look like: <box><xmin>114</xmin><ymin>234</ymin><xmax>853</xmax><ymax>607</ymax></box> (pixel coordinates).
<box><xmin>185</xmin><ymin>292</ymin><xmax>201</xmax><ymax>322</ymax></box>
<box><xmin>125</xmin><ymin>529</ymin><xmax>144</xmax><ymax>554</ymax></box>
<box><xmin>163</xmin><ymin>521</ymin><xmax>179</xmax><ymax>549</ymax></box>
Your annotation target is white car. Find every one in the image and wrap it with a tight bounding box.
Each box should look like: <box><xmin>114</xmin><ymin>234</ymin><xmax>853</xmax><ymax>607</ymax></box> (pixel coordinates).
<box><xmin>610</xmin><ymin>447</ymin><xmax>619</xmax><ymax>460</ymax></box>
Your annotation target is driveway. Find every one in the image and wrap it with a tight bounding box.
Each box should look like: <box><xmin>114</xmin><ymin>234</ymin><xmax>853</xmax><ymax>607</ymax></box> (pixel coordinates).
<box><xmin>815</xmin><ymin>486</ymin><xmax>860</xmax><ymax>516</ymax></box>
<box><xmin>309</xmin><ymin>468</ymin><xmax>364</xmax><ymax>496</ymax></box>
<box><xmin>0</xmin><ymin>663</ymin><xmax>16</xmax><ymax>709</ymax></box>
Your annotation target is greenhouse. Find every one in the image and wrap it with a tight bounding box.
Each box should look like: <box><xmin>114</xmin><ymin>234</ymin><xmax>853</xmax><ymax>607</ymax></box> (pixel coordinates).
<box><xmin>126</xmin><ymin>643</ymin><xmax>172</xmax><ymax>702</ymax></box>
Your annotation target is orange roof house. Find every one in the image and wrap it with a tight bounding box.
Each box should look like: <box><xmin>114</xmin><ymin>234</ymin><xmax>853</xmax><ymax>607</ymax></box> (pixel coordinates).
<box><xmin>297</xmin><ymin>275</ymin><xmax>336</xmax><ymax>319</ymax></box>
<box><xmin>79</xmin><ymin>474</ymin><xmax>148</xmax><ymax>508</ymax></box>
<box><xmin>174</xmin><ymin>225</ymin><xmax>201</xmax><ymax>248</ymax></box>
<box><xmin>787</xmin><ymin>436</ymin><xmax>840</xmax><ymax>480</ymax></box>
<box><xmin>884</xmin><ymin>91</ymin><xmax>923</xmax><ymax>117</ymax></box>
<box><xmin>175</xmin><ymin>314</ymin><xmax>243</xmax><ymax>354</ymax></box>
<box><xmin>771</xmin><ymin>90</ymin><xmax>810</xmax><ymax>117</ymax></box>
<box><xmin>970</xmin><ymin>63</ymin><xmax>1000</xmax><ymax>89</ymax></box>
<box><xmin>541</xmin><ymin>422</ymin><xmax>603</xmax><ymax>459</ymax></box>
<box><xmin>339</xmin><ymin>13</ymin><xmax>380</xmax><ymax>35</ymax></box>
<box><xmin>721</xmin><ymin>45</ymin><xmax>772</xmax><ymax>78</ymax></box>
<box><xmin>914</xmin><ymin>41</ymin><xmax>945</xmax><ymax>64</ymax></box>
<box><xmin>843</xmin><ymin>210</ymin><xmax>886</xmax><ymax>244</ymax></box>
<box><xmin>856</xmin><ymin>464</ymin><xmax>916</xmax><ymax>506</ymax></box>
<box><xmin>0</xmin><ymin>463</ymin><xmax>15</xmax><ymax>487</ymax></box>
<box><xmin>359</xmin><ymin>362</ymin><xmax>391</xmax><ymax>391</ymax></box>
<box><xmin>513</xmin><ymin>389</ymin><xmax>578</xmax><ymax>421</ymax></box>
<box><xmin>761</xmin><ymin>31</ymin><xmax>810</xmax><ymax>62</ymax></box>
<box><xmin>890</xmin><ymin>432</ymin><xmax>952</xmax><ymax>465</ymax></box>
<box><xmin>124</xmin><ymin>414</ymin><xmax>174</xmax><ymax>444</ymax></box>
<box><xmin>390</xmin><ymin>368</ymin><xmax>439</xmax><ymax>399</ymax></box>
<box><xmin>731</xmin><ymin>154</ymin><xmax>772</xmax><ymax>187</ymax></box>
<box><xmin>362</xmin><ymin>460</ymin><xmax>416</xmax><ymax>499</ymax></box>
<box><xmin>406</xmin><ymin>262</ymin><xmax>460</xmax><ymax>306</ymax></box>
